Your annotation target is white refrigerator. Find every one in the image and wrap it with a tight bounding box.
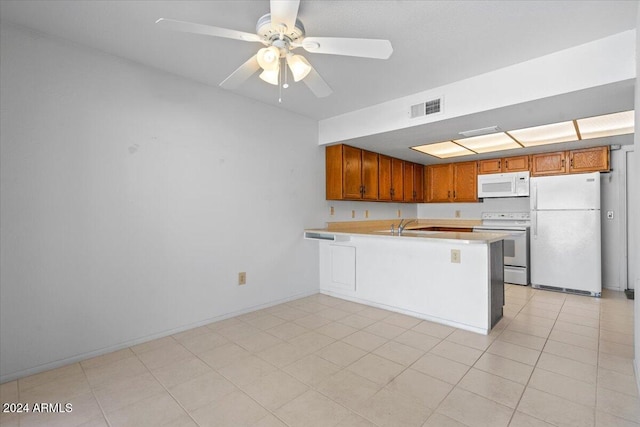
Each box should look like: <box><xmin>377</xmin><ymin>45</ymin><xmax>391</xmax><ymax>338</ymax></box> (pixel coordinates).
<box><xmin>530</xmin><ymin>172</ymin><xmax>601</xmax><ymax>296</ymax></box>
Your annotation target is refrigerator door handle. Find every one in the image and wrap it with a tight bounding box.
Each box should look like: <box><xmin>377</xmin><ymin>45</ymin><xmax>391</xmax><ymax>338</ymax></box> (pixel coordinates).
<box><xmin>532</xmin><ymin>182</ymin><xmax>538</xmax><ymax>211</ymax></box>
<box><xmin>532</xmin><ymin>211</ymin><xmax>537</xmax><ymax>238</ymax></box>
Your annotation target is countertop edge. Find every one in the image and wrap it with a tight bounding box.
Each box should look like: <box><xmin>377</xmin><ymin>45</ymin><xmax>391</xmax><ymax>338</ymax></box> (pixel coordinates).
<box><xmin>304</xmin><ymin>228</ymin><xmax>508</xmax><ymax>244</ymax></box>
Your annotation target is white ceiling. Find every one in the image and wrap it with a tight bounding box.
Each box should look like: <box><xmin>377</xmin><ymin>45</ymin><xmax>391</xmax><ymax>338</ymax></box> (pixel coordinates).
<box><xmin>1</xmin><ymin>0</ymin><xmax>637</xmax><ymax>163</ymax></box>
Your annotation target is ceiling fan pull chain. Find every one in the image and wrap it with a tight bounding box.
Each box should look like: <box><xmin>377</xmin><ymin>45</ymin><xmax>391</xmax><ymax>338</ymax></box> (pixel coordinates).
<box><xmin>283</xmin><ymin>57</ymin><xmax>289</xmax><ymax>89</ymax></box>
<box><xmin>278</xmin><ymin>57</ymin><xmax>283</xmax><ymax>103</ymax></box>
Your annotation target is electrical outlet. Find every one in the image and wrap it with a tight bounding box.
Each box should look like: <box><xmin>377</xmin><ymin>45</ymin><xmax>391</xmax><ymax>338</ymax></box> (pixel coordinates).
<box><xmin>451</xmin><ymin>249</ymin><xmax>461</xmax><ymax>263</ymax></box>
<box><xmin>330</xmin><ymin>206</ymin><xmax>335</xmax><ymax>216</ymax></box>
<box><xmin>351</xmin><ymin>210</ymin><xmax>355</xmax><ymax>218</ymax></box>
<box><xmin>238</xmin><ymin>272</ymin><xmax>246</xmax><ymax>285</ymax></box>
<box><xmin>397</xmin><ymin>209</ymin><xmax>402</xmax><ymax>218</ymax></box>
<box><xmin>365</xmin><ymin>210</ymin><xmax>369</xmax><ymax>218</ymax></box>
<box><xmin>455</xmin><ymin>210</ymin><xmax>461</xmax><ymax>218</ymax></box>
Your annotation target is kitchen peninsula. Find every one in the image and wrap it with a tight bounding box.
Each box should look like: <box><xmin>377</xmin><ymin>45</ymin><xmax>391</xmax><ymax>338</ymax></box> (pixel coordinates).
<box><xmin>305</xmin><ymin>220</ymin><xmax>507</xmax><ymax>334</ymax></box>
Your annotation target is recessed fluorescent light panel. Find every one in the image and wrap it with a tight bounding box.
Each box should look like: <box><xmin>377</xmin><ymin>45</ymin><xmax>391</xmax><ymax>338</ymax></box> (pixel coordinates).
<box><xmin>411</xmin><ymin>110</ymin><xmax>634</xmax><ymax>159</ymax></box>
<box><xmin>453</xmin><ymin>133</ymin><xmax>521</xmax><ymax>153</ymax></box>
<box><xmin>508</xmin><ymin>121</ymin><xmax>578</xmax><ymax>147</ymax></box>
<box><xmin>576</xmin><ymin>110</ymin><xmax>634</xmax><ymax>140</ymax></box>
<box><xmin>412</xmin><ymin>141</ymin><xmax>474</xmax><ymax>159</ymax></box>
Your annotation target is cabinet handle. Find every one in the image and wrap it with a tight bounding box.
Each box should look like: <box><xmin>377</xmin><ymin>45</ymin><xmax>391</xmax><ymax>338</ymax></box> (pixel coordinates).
<box><xmin>570</xmin><ymin>158</ymin><xmax>574</xmax><ymax>168</ymax></box>
<box><xmin>505</xmin><ymin>160</ymin><xmax>508</xmax><ymax>168</ymax></box>
<box><xmin>498</xmin><ymin>160</ymin><xmax>501</xmax><ymax>168</ymax></box>
<box><xmin>413</xmin><ymin>190</ymin><xmax>416</xmax><ymax>199</ymax></box>
<box><xmin>562</xmin><ymin>159</ymin><xmax>565</xmax><ymax>167</ymax></box>
<box><xmin>453</xmin><ymin>191</ymin><xmax>456</xmax><ymax>199</ymax></box>
<box><xmin>448</xmin><ymin>190</ymin><xmax>451</xmax><ymax>198</ymax></box>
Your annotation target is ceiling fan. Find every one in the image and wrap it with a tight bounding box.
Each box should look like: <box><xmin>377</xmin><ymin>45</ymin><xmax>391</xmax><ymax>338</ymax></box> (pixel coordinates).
<box><xmin>156</xmin><ymin>0</ymin><xmax>393</xmax><ymax>99</ymax></box>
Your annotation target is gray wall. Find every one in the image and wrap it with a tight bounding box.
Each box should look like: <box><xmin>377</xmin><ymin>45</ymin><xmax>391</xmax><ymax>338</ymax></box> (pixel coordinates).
<box><xmin>0</xmin><ymin>24</ymin><xmax>325</xmax><ymax>382</ymax></box>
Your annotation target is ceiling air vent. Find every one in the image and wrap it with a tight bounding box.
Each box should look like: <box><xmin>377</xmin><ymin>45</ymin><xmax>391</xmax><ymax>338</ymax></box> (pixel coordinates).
<box><xmin>409</xmin><ymin>98</ymin><xmax>442</xmax><ymax>119</ymax></box>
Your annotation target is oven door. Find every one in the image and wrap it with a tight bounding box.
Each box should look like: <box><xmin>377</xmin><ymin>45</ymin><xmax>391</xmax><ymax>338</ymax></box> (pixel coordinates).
<box><xmin>474</xmin><ymin>228</ymin><xmax>528</xmax><ymax>267</ymax></box>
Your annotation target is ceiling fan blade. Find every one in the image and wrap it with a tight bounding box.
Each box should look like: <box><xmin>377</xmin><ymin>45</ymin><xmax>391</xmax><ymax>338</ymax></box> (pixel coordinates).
<box><xmin>156</xmin><ymin>18</ymin><xmax>261</xmax><ymax>43</ymax></box>
<box><xmin>301</xmin><ymin>37</ymin><xmax>393</xmax><ymax>59</ymax></box>
<box><xmin>219</xmin><ymin>54</ymin><xmax>261</xmax><ymax>89</ymax></box>
<box><xmin>303</xmin><ymin>66</ymin><xmax>332</xmax><ymax>98</ymax></box>
<box><xmin>270</xmin><ymin>0</ymin><xmax>300</xmax><ymax>32</ymax></box>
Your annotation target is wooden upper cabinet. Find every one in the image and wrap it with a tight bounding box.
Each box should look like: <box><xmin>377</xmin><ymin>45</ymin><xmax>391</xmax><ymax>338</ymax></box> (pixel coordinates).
<box><xmin>391</xmin><ymin>158</ymin><xmax>404</xmax><ymax>201</ymax></box>
<box><xmin>342</xmin><ymin>145</ymin><xmax>364</xmax><ymax>198</ymax></box>
<box><xmin>426</xmin><ymin>164</ymin><xmax>453</xmax><ymax>203</ymax></box>
<box><xmin>478</xmin><ymin>155</ymin><xmax>529</xmax><ymax>174</ymax></box>
<box><xmin>531</xmin><ymin>151</ymin><xmax>567</xmax><ymax>176</ymax></box>
<box><xmin>378</xmin><ymin>155</ymin><xmax>392</xmax><ymax>201</ymax></box>
<box><xmin>325</xmin><ymin>144</ymin><xmax>378</xmax><ymax>200</ymax></box>
<box><xmin>503</xmin><ymin>155</ymin><xmax>529</xmax><ymax>172</ymax></box>
<box><xmin>569</xmin><ymin>146</ymin><xmax>609</xmax><ymax>173</ymax></box>
<box><xmin>327</xmin><ymin>144</ymin><xmax>608</xmax><ymax>202</ymax></box>
<box><xmin>402</xmin><ymin>162</ymin><xmax>425</xmax><ymax>202</ymax></box>
<box><xmin>326</xmin><ymin>145</ymin><xmax>345</xmax><ymax>200</ymax></box>
<box><xmin>414</xmin><ymin>164</ymin><xmax>424</xmax><ymax>203</ymax></box>
<box><xmin>361</xmin><ymin>150</ymin><xmax>379</xmax><ymax>200</ymax></box>
<box><xmin>478</xmin><ymin>159</ymin><xmax>502</xmax><ymax>174</ymax></box>
<box><xmin>453</xmin><ymin>161</ymin><xmax>478</xmax><ymax>202</ymax></box>
<box><xmin>531</xmin><ymin>147</ymin><xmax>609</xmax><ymax>177</ymax></box>
<box><xmin>425</xmin><ymin>162</ymin><xmax>477</xmax><ymax>203</ymax></box>
<box><xmin>403</xmin><ymin>162</ymin><xmax>415</xmax><ymax>202</ymax></box>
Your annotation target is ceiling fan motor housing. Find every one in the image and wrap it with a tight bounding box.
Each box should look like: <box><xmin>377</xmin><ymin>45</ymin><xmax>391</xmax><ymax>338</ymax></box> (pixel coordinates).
<box><xmin>256</xmin><ymin>13</ymin><xmax>305</xmax><ymax>56</ymax></box>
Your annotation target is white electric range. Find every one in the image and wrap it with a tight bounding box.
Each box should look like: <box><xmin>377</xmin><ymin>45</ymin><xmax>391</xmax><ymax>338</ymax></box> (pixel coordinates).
<box><xmin>473</xmin><ymin>212</ymin><xmax>531</xmax><ymax>286</ymax></box>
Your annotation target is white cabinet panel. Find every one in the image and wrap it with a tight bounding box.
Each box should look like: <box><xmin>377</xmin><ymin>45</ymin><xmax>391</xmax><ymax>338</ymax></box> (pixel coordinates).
<box><xmin>330</xmin><ymin>245</ymin><xmax>356</xmax><ymax>291</ymax></box>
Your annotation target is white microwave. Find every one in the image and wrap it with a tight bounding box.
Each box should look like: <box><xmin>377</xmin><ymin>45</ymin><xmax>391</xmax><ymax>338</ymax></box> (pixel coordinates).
<box><xmin>477</xmin><ymin>171</ymin><xmax>530</xmax><ymax>198</ymax></box>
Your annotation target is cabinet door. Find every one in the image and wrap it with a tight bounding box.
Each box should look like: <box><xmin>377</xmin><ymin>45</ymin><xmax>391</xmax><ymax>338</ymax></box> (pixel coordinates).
<box><xmin>478</xmin><ymin>159</ymin><xmax>502</xmax><ymax>174</ymax></box>
<box><xmin>531</xmin><ymin>151</ymin><xmax>567</xmax><ymax>176</ymax></box>
<box><xmin>325</xmin><ymin>145</ymin><xmax>344</xmax><ymax>200</ymax></box>
<box><xmin>403</xmin><ymin>162</ymin><xmax>415</xmax><ymax>202</ymax></box>
<box><xmin>426</xmin><ymin>164</ymin><xmax>452</xmax><ymax>202</ymax></box>
<box><xmin>503</xmin><ymin>155</ymin><xmax>529</xmax><ymax>172</ymax></box>
<box><xmin>361</xmin><ymin>150</ymin><xmax>379</xmax><ymax>200</ymax></box>
<box><xmin>453</xmin><ymin>161</ymin><xmax>478</xmax><ymax>202</ymax></box>
<box><xmin>414</xmin><ymin>164</ymin><xmax>424</xmax><ymax>202</ymax></box>
<box><xmin>569</xmin><ymin>146</ymin><xmax>609</xmax><ymax>173</ymax></box>
<box><xmin>378</xmin><ymin>155</ymin><xmax>392</xmax><ymax>201</ymax></box>
<box><xmin>391</xmin><ymin>158</ymin><xmax>404</xmax><ymax>201</ymax></box>
<box><xmin>343</xmin><ymin>145</ymin><xmax>363</xmax><ymax>199</ymax></box>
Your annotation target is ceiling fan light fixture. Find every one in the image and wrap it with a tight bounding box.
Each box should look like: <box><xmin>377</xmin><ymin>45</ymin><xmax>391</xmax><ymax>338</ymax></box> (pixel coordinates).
<box><xmin>257</xmin><ymin>46</ymin><xmax>280</xmax><ymax>71</ymax></box>
<box><xmin>286</xmin><ymin>54</ymin><xmax>312</xmax><ymax>82</ymax></box>
<box><xmin>259</xmin><ymin>69</ymin><xmax>280</xmax><ymax>85</ymax></box>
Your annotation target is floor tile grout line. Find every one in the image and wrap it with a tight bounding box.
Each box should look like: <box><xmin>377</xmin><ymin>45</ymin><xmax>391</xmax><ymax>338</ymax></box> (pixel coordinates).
<box><xmin>77</xmin><ymin>360</ymin><xmax>113</xmax><ymax>427</ymax></box>
<box><xmin>483</xmin><ymin>285</ymin><xmax>536</xmax><ymax>426</ymax></box>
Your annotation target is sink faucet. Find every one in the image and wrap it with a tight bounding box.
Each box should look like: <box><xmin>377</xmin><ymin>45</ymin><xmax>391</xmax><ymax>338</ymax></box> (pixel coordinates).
<box><xmin>397</xmin><ymin>219</ymin><xmax>417</xmax><ymax>235</ymax></box>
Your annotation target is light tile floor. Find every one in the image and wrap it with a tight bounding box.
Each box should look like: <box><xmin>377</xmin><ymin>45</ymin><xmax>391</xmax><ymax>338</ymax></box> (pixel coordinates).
<box><xmin>1</xmin><ymin>286</ymin><xmax>638</xmax><ymax>427</ymax></box>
